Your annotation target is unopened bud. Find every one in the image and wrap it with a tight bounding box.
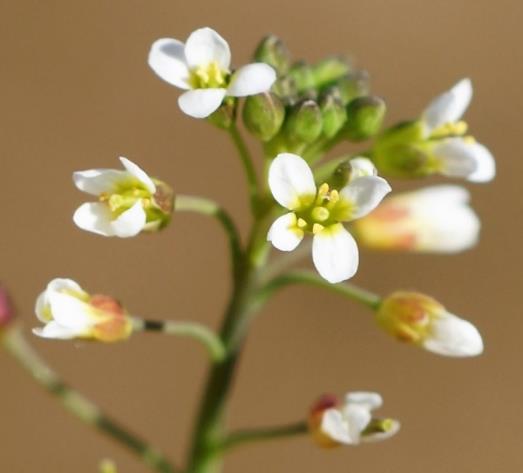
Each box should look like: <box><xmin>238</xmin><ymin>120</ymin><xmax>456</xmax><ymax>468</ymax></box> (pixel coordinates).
<box><xmin>344</xmin><ymin>96</ymin><xmax>386</xmax><ymax>141</ymax></box>
<box><xmin>312</xmin><ymin>56</ymin><xmax>350</xmax><ymax>88</ymax></box>
<box><xmin>254</xmin><ymin>35</ymin><xmax>291</xmax><ymax>75</ymax></box>
<box><xmin>376</xmin><ymin>291</ymin><xmax>483</xmax><ymax>357</ymax></box>
<box><xmin>0</xmin><ymin>285</ymin><xmax>15</xmax><ymax>332</ymax></box>
<box><xmin>320</xmin><ymin>92</ymin><xmax>347</xmax><ymax>138</ymax></box>
<box><xmin>288</xmin><ymin>61</ymin><xmax>316</xmax><ymax>93</ymax></box>
<box><xmin>243</xmin><ymin>92</ymin><xmax>285</xmax><ymax>141</ymax></box>
<box><xmin>335</xmin><ymin>70</ymin><xmax>370</xmax><ymax>105</ymax></box>
<box><xmin>285</xmin><ymin>99</ymin><xmax>323</xmax><ymax>144</ymax></box>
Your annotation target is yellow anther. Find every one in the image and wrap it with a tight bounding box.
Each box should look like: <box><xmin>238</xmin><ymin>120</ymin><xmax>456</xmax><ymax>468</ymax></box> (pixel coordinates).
<box><xmin>312</xmin><ymin>223</ymin><xmax>324</xmax><ymax>234</ymax></box>
<box><xmin>453</xmin><ymin>120</ymin><xmax>468</xmax><ymax>135</ymax></box>
<box><xmin>329</xmin><ymin>189</ymin><xmax>339</xmax><ymax>203</ymax></box>
<box><xmin>297</xmin><ymin>218</ymin><xmax>307</xmax><ymax>229</ymax></box>
<box><xmin>318</xmin><ymin>183</ymin><xmax>329</xmax><ymax>196</ymax></box>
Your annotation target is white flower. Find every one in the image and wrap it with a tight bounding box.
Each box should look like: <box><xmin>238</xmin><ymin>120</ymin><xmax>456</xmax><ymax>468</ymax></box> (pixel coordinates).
<box><xmin>421</xmin><ymin>78</ymin><xmax>495</xmax><ymax>182</ymax></box>
<box><xmin>376</xmin><ymin>291</ymin><xmax>484</xmax><ymax>357</ymax></box>
<box><xmin>148</xmin><ymin>27</ymin><xmax>276</xmax><ymax>118</ymax></box>
<box><xmin>267</xmin><ymin>154</ymin><xmax>391</xmax><ymax>283</ymax></box>
<box><xmin>33</xmin><ymin>278</ymin><xmax>132</xmax><ymax>342</ymax></box>
<box><xmin>354</xmin><ymin>185</ymin><xmax>480</xmax><ymax>253</ymax></box>
<box><xmin>73</xmin><ymin>157</ymin><xmax>173</xmax><ymax>238</ymax></box>
<box><xmin>309</xmin><ymin>391</ymin><xmax>400</xmax><ymax>447</ymax></box>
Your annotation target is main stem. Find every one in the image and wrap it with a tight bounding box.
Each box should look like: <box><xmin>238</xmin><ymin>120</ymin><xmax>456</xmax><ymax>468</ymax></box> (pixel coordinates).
<box><xmin>187</xmin><ymin>221</ymin><xmax>267</xmax><ymax>473</ymax></box>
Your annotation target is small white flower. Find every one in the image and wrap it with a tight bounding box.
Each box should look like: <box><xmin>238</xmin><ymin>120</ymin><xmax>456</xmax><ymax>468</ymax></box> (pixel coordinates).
<box><xmin>267</xmin><ymin>153</ymin><xmax>391</xmax><ymax>283</ymax></box>
<box><xmin>309</xmin><ymin>391</ymin><xmax>400</xmax><ymax>447</ymax></box>
<box><xmin>33</xmin><ymin>278</ymin><xmax>132</xmax><ymax>342</ymax></box>
<box><xmin>421</xmin><ymin>78</ymin><xmax>495</xmax><ymax>182</ymax></box>
<box><xmin>148</xmin><ymin>27</ymin><xmax>276</xmax><ymax>118</ymax></box>
<box><xmin>377</xmin><ymin>291</ymin><xmax>484</xmax><ymax>357</ymax></box>
<box><xmin>354</xmin><ymin>185</ymin><xmax>480</xmax><ymax>253</ymax></box>
<box><xmin>73</xmin><ymin>157</ymin><xmax>173</xmax><ymax>238</ymax></box>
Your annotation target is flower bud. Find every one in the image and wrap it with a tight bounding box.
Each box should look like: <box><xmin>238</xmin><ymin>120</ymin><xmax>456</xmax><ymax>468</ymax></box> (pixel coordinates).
<box><xmin>33</xmin><ymin>279</ymin><xmax>133</xmax><ymax>342</ymax></box>
<box><xmin>285</xmin><ymin>99</ymin><xmax>323</xmax><ymax>145</ymax></box>
<box><xmin>320</xmin><ymin>92</ymin><xmax>347</xmax><ymax>138</ymax></box>
<box><xmin>243</xmin><ymin>92</ymin><xmax>285</xmax><ymax>141</ymax></box>
<box><xmin>312</xmin><ymin>56</ymin><xmax>350</xmax><ymax>88</ymax></box>
<box><xmin>206</xmin><ymin>97</ymin><xmax>237</xmax><ymax>129</ymax></box>
<box><xmin>0</xmin><ymin>285</ymin><xmax>15</xmax><ymax>333</ymax></box>
<box><xmin>288</xmin><ymin>61</ymin><xmax>316</xmax><ymax>93</ymax></box>
<box><xmin>253</xmin><ymin>35</ymin><xmax>291</xmax><ymax>75</ymax></box>
<box><xmin>344</xmin><ymin>96</ymin><xmax>386</xmax><ymax>141</ymax></box>
<box><xmin>334</xmin><ymin>70</ymin><xmax>370</xmax><ymax>105</ymax></box>
<box><xmin>376</xmin><ymin>292</ymin><xmax>483</xmax><ymax>357</ymax></box>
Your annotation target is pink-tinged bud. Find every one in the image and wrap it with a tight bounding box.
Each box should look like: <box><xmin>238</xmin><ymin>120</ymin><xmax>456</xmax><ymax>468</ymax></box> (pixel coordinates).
<box><xmin>354</xmin><ymin>186</ymin><xmax>480</xmax><ymax>253</ymax></box>
<box><xmin>376</xmin><ymin>292</ymin><xmax>483</xmax><ymax>357</ymax></box>
<box><xmin>89</xmin><ymin>295</ymin><xmax>132</xmax><ymax>343</ymax></box>
<box><xmin>0</xmin><ymin>285</ymin><xmax>15</xmax><ymax>331</ymax></box>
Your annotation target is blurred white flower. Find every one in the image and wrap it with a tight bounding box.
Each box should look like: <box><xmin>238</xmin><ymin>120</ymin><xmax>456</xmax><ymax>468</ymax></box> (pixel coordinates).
<box><xmin>33</xmin><ymin>278</ymin><xmax>132</xmax><ymax>342</ymax></box>
<box><xmin>148</xmin><ymin>27</ymin><xmax>276</xmax><ymax>118</ymax></box>
<box><xmin>354</xmin><ymin>185</ymin><xmax>480</xmax><ymax>253</ymax></box>
<box><xmin>267</xmin><ymin>154</ymin><xmax>391</xmax><ymax>283</ymax></box>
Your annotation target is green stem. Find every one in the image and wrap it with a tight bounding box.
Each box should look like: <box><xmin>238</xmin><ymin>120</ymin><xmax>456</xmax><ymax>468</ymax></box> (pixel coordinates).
<box><xmin>228</xmin><ymin>125</ymin><xmax>260</xmax><ymax>215</ymax></box>
<box><xmin>133</xmin><ymin>319</ymin><xmax>226</xmax><ymax>362</ymax></box>
<box><xmin>2</xmin><ymin>328</ymin><xmax>178</xmax><ymax>473</ymax></box>
<box><xmin>220</xmin><ymin>421</ymin><xmax>308</xmax><ymax>452</ymax></box>
<box><xmin>255</xmin><ymin>270</ymin><xmax>382</xmax><ymax>311</ymax></box>
<box><xmin>175</xmin><ymin>195</ymin><xmax>243</xmax><ymax>279</ymax></box>
<box><xmin>187</xmin><ymin>221</ymin><xmax>269</xmax><ymax>473</ymax></box>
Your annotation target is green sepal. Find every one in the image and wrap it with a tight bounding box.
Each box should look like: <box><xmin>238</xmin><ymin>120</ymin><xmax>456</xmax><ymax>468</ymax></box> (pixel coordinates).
<box><xmin>344</xmin><ymin>96</ymin><xmax>386</xmax><ymax>141</ymax></box>
<box><xmin>254</xmin><ymin>35</ymin><xmax>291</xmax><ymax>75</ymax></box>
<box><xmin>243</xmin><ymin>92</ymin><xmax>285</xmax><ymax>142</ymax></box>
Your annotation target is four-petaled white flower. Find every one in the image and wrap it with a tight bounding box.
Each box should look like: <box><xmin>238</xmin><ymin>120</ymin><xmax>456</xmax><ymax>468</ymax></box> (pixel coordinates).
<box><xmin>267</xmin><ymin>153</ymin><xmax>391</xmax><ymax>283</ymax></box>
<box><xmin>309</xmin><ymin>392</ymin><xmax>400</xmax><ymax>447</ymax></box>
<box><xmin>377</xmin><ymin>291</ymin><xmax>484</xmax><ymax>357</ymax></box>
<box><xmin>73</xmin><ymin>157</ymin><xmax>173</xmax><ymax>238</ymax></box>
<box><xmin>421</xmin><ymin>78</ymin><xmax>495</xmax><ymax>182</ymax></box>
<box><xmin>33</xmin><ymin>278</ymin><xmax>132</xmax><ymax>342</ymax></box>
<box><xmin>354</xmin><ymin>185</ymin><xmax>480</xmax><ymax>253</ymax></box>
<box><xmin>148</xmin><ymin>27</ymin><xmax>276</xmax><ymax>118</ymax></box>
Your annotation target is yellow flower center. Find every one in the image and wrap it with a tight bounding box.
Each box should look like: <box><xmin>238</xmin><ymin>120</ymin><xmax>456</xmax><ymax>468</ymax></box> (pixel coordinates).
<box><xmin>189</xmin><ymin>61</ymin><xmax>229</xmax><ymax>89</ymax></box>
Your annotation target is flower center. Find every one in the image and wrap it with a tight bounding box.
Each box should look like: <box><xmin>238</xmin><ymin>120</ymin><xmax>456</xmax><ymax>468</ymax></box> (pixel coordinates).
<box><xmin>189</xmin><ymin>61</ymin><xmax>228</xmax><ymax>89</ymax></box>
<box><xmin>430</xmin><ymin>120</ymin><xmax>468</xmax><ymax>139</ymax></box>
<box><xmin>294</xmin><ymin>183</ymin><xmax>354</xmax><ymax>234</ymax></box>
<box><xmin>99</xmin><ymin>188</ymin><xmax>150</xmax><ymax>217</ymax></box>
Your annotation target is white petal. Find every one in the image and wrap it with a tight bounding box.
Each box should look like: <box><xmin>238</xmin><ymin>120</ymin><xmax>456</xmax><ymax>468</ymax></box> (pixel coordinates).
<box><xmin>344</xmin><ymin>404</ymin><xmax>372</xmax><ymax>442</ymax></box>
<box><xmin>433</xmin><ymin>138</ymin><xmax>479</xmax><ymax>179</ymax></box>
<box><xmin>110</xmin><ymin>201</ymin><xmax>147</xmax><ymax>238</ymax></box>
<box><xmin>148</xmin><ymin>38</ymin><xmax>190</xmax><ymax>89</ymax></box>
<box><xmin>33</xmin><ymin>322</ymin><xmax>78</xmax><ymax>340</ymax></box>
<box><xmin>268</xmin><ymin>153</ymin><xmax>316</xmax><ymax>210</ymax></box>
<box><xmin>178</xmin><ymin>88</ymin><xmax>227</xmax><ymax>118</ymax></box>
<box><xmin>227</xmin><ymin>63</ymin><xmax>276</xmax><ymax>97</ymax></box>
<box><xmin>184</xmin><ymin>27</ymin><xmax>231</xmax><ymax>70</ymax></box>
<box><xmin>346</xmin><ymin>392</ymin><xmax>383</xmax><ymax>411</ymax></box>
<box><xmin>47</xmin><ymin>291</ymin><xmax>93</xmax><ymax>332</ymax></box>
<box><xmin>467</xmin><ymin>143</ymin><xmax>496</xmax><ymax>182</ymax></box>
<box><xmin>73</xmin><ymin>202</ymin><xmax>115</xmax><ymax>236</ymax></box>
<box><xmin>320</xmin><ymin>409</ymin><xmax>352</xmax><ymax>444</ymax></box>
<box><xmin>119</xmin><ymin>157</ymin><xmax>156</xmax><ymax>194</ymax></box>
<box><xmin>35</xmin><ymin>292</ymin><xmax>49</xmax><ymax>322</ymax></box>
<box><xmin>423</xmin><ymin>312</ymin><xmax>483</xmax><ymax>357</ymax></box>
<box><xmin>267</xmin><ymin>213</ymin><xmax>303</xmax><ymax>251</ymax></box>
<box><xmin>340</xmin><ymin>176</ymin><xmax>391</xmax><ymax>219</ymax></box>
<box><xmin>73</xmin><ymin>169</ymin><xmax>128</xmax><ymax>196</ymax></box>
<box><xmin>312</xmin><ymin>224</ymin><xmax>359</xmax><ymax>283</ymax></box>
<box><xmin>422</xmin><ymin>78</ymin><xmax>472</xmax><ymax>133</ymax></box>
<box><xmin>349</xmin><ymin>157</ymin><xmax>377</xmax><ymax>181</ymax></box>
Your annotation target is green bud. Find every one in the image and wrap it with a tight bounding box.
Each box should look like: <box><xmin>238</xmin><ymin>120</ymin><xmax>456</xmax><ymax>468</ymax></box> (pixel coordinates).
<box><xmin>243</xmin><ymin>92</ymin><xmax>285</xmax><ymax>142</ymax></box>
<box><xmin>312</xmin><ymin>56</ymin><xmax>350</xmax><ymax>88</ymax></box>
<box><xmin>288</xmin><ymin>61</ymin><xmax>316</xmax><ymax>93</ymax></box>
<box><xmin>334</xmin><ymin>70</ymin><xmax>370</xmax><ymax>105</ymax></box>
<box><xmin>326</xmin><ymin>158</ymin><xmax>352</xmax><ymax>189</ymax></box>
<box><xmin>254</xmin><ymin>35</ymin><xmax>291</xmax><ymax>75</ymax></box>
<box><xmin>206</xmin><ymin>97</ymin><xmax>236</xmax><ymax>129</ymax></box>
<box><xmin>344</xmin><ymin>96</ymin><xmax>386</xmax><ymax>141</ymax></box>
<box><xmin>271</xmin><ymin>75</ymin><xmax>298</xmax><ymax>103</ymax></box>
<box><xmin>320</xmin><ymin>92</ymin><xmax>347</xmax><ymax>138</ymax></box>
<box><xmin>285</xmin><ymin>99</ymin><xmax>323</xmax><ymax>144</ymax></box>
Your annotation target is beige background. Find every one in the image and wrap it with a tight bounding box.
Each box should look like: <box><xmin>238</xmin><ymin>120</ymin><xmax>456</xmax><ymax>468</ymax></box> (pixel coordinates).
<box><xmin>1</xmin><ymin>0</ymin><xmax>522</xmax><ymax>471</ymax></box>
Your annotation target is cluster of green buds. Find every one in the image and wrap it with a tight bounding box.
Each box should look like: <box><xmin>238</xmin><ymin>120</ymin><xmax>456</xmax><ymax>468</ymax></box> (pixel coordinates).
<box><xmin>242</xmin><ymin>35</ymin><xmax>386</xmax><ymax>157</ymax></box>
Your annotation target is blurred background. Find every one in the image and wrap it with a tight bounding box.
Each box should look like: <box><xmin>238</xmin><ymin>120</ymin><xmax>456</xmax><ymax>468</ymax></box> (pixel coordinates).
<box><xmin>1</xmin><ymin>0</ymin><xmax>522</xmax><ymax>471</ymax></box>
